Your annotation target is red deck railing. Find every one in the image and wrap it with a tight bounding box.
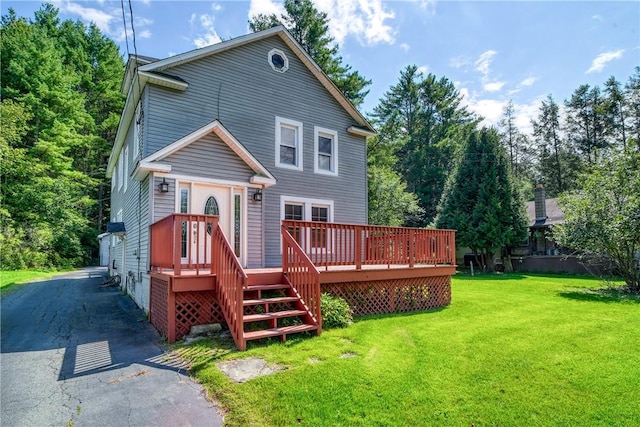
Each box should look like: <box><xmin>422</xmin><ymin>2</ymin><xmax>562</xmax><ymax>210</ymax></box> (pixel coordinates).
<box><xmin>281</xmin><ymin>224</ymin><xmax>322</xmax><ymax>334</ymax></box>
<box><xmin>281</xmin><ymin>220</ymin><xmax>456</xmax><ymax>270</ymax></box>
<box><xmin>212</xmin><ymin>222</ymin><xmax>247</xmax><ymax>351</ymax></box>
<box><xmin>150</xmin><ymin>213</ymin><xmax>219</xmax><ymax>275</ymax></box>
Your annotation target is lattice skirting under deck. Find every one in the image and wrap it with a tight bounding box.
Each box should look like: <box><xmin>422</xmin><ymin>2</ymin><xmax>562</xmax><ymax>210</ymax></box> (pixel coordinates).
<box><xmin>174</xmin><ymin>291</ymin><xmax>226</xmax><ymax>339</ymax></box>
<box><xmin>150</xmin><ymin>277</ymin><xmax>169</xmax><ymax>339</ymax></box>
<box><xmin>322</xmin><ymin>276</ymin><xmax>451</xmax><ymax>316</ymax></box>
<box><xmin>150</xmin><ymin>276</ymin><xmax>226</xmax><ymax>343</ymax></box>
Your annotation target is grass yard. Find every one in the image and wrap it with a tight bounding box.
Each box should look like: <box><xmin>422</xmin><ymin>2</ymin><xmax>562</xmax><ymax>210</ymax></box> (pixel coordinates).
<box><xmin>0</xmin><ymin>270</ymin><xmax>67</xmax><ymax>294</ymax></box>
<box><xmin>178</xmin><ymin>274</ymin><xmax>640</xmax><ymax>426</ymax></box>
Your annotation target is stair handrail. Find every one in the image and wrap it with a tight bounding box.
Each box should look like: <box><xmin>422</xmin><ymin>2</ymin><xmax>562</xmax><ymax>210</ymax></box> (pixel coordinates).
<box><xmin>281</xmin><ymin>223</ymin><xmax>322</xmax><ymax>334</ymax></box>
<box><xmin>211</xmin><ymin>222</ymin><xmax>248</xmax><ymax>351</ymax></box>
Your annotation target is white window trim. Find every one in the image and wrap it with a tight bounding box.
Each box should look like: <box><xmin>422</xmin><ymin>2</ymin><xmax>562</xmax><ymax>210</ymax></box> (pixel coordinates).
<box><xmin>313</xmin><ymin>126</ymin><xmax>338</xmax><ymax>176</ymax></box>
<box><xmin>280</xmin><ymin>195</ymin><xmax>334</xmax><ymax>254</ymax></box>
<box><xmin>275</xmin><ymin>116</ymin><xmax>303</xmax><ymax>171</ymax></box>
<box><xmin>117</xmin><ymin>153</ymin><xmax>123</xmax><ymax>190</ymax></box>
<box><xmin>133</xmin><ymin>102</ymin><xmax>140</xmax><ymax>159</ymax></box>
<box><xmin>268</xmin><ymin>48</ymin><xmax>289</xmax><ymax>73</ymax></box>
<box><xmin>123</xmin><ymin>146</ymin><xmax>129</xmax><ymax>192</ymax></box>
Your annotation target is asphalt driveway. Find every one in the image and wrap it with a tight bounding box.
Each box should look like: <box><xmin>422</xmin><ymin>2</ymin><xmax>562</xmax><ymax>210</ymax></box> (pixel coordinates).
<box><xmin>1</xmin><ymin>267</ymin><xmax>223</xmax><ymax>427</ymax></box>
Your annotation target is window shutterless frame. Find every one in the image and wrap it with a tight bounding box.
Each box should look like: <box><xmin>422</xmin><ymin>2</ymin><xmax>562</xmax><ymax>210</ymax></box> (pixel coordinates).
<box><xmin>275</xmin><ymin>117</ymin><xmax>303</xmax><ymax>171</ymax></box>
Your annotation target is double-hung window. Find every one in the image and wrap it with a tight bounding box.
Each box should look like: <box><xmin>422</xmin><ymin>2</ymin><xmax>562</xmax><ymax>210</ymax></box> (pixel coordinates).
<box><xmin>281</xmin><ymin>196</ymin><xmax>333</xmax><ymax>251</ymax></box>
<box><xmin>314</xmin><ymin>127</ymin><xmax>338</xmax><ymax>175</ymax></box>
<box><xmin>276</xmin><ymin>117</ymin><xmax>303</xmax><ymax>170</ymax></box>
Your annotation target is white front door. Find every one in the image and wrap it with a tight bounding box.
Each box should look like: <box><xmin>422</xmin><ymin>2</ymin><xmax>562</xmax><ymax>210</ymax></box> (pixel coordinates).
<box><xmin>191</xmin><ymin>183</ymin><xmax>243</xmax><ymax>266</ymax></box>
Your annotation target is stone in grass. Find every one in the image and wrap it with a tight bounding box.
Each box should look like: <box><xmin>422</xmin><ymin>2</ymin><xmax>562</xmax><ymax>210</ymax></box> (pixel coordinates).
<box><xmin>340</xmin><ymin>352</ymin><xmax>358</xmax><ymax>359</ymax></box>
<box><xmin>190</xmin><ymin>323</ymin><xmax>222</xmax><ymax>336</ymax></box>
<box><xmin>217</xmin><ymin>357</ymin><xmax>286</xmax><ymax>383</ymax></box>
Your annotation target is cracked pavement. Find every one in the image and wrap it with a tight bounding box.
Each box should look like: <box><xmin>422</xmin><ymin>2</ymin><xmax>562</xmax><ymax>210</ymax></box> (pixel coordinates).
<box><xmin>1</xmin><ymin>267</ymin><xmax>223</xmax><ymax>427</ymax></box>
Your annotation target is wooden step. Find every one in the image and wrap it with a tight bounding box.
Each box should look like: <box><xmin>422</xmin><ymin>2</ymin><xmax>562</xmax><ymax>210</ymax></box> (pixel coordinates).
<box><xmin>243</xmin><ymin>296</ymin><xmax>299</xmax><ymax>306</ymax></box>
<box><xmin>244</xmin><ymin>284</ymin><xmax>289</xmax><ymax>292</ymax></box>
<box><xmin>243</xmin><ymin>309</ymin><xmax>307</xmax><ymax>323</ymax></box>
<box><xmin>244</xmin><ymin>324</ymin><xmax>318</xmax><ymax>341</ymax></box>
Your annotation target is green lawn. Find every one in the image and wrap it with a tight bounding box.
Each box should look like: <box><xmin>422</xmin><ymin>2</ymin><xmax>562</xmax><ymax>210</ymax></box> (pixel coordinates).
<box><xmin>0</xmin><ymin>270</ymin><xmax>67</xmax><ymax>294</ymax></box>
<box><xmin>178</xmin><ymin>274</ymin><xmax>640</xmax><ymax>426</ymax></box>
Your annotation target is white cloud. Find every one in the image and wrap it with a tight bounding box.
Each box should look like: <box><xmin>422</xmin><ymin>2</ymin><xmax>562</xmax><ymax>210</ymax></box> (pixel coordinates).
<box><xmin>212</xmin><ymin>3</ymin><xmax>223</xmax><ymax>12</ymax></box>
<box><xmin>474</xmin><ymin>50</ymin><xmax>497</xmax><ymax>76</ymax></box>
<box><xmin>592</xmin><ymin>14</ymin><xmax>603</xmax><ymax>21</ymax></box>
<box><xmin>520</xmin><ymin>76</ymin><xmax>537</xmax><ymax>87</ymax></box>
<box><xmin>483</xmin><ymin>81</ymin><xmax>505</xmax><ymax>92</ymax></box>
<box><xmin>457</xmin><ymin>85</ymin><xmax>542</xmax><ymax>135</ymax></box>
<box><xmin>449</xmin><ymin>55</ymin><xmax>470</xmax><ymax>69</ymax></box>
<box><xmin>53</xmin><ymin>0</ymin><xmax>153</xmax><ymax>42</ymax></box>
<box><xmin>586</xmin><ymin>49</ymin><xmax>625</xmax><ymax>74</ymax></box>
<box><xmin>417</xmin><ymin>65</ymin><xmax>429</xmax><ymax>75</ymax></box>
<box><xmin>248</xmin><ymin>0</ymin><xmax>286</xmax><ymax>19</ymax></box>
<box><xmin>54</xmin><ymin>0</ymin><xmax>115</xmax><ymax>34</ymax></box>
<box><xmin>249</xmin><ymin>0</ymin><xmax>396</xmax><ymax>46</ymax></box>
<box><xmin>507</xmin><ymin>76</ymin><xmax>538</xmax><ymax>95</ymax></box>
<box><xmin>400</xmin><ymin>43</ymin><xmax>410</xmax><ymax>53</ymax></box>
<box><xmin>416</xmin><ymin>0</ymin><xmax>437</xmax><ymax>15</ymax></box>
<box><xmin>316</xmin><ymin>0</ymin><xmax>396</xmax><ymax>46</ymax></box>
<box><xmin>191</xmin><ymin>13</ymin><xmax>222</xmax><ymax>48</ymax></box>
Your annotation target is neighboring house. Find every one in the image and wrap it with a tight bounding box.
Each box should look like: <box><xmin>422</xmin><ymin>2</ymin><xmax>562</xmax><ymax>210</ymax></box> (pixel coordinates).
<box><xmin>106</xmin><ymin>27</ymin><xmax>456</xmax><ymax>350</ymax></box>
<box><xmin>524</xmin><ymin>181</ymin><xmax>565</xmax><ymax>256</ymax></box>
<box><xmin>511</xmin><ymin>181</ymin><xmax>593</xmax><ymax>274</ymax></box>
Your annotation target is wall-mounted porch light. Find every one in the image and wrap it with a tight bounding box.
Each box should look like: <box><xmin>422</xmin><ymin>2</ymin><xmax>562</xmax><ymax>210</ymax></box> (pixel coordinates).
<box><xmin>158</xmin><ymin>177</ymin><xmax>169</xmax><ymax>193</ymax></box>
<box><xmin>253</xmin><ymin>188</ymin><xmax>263</xmax><ymax>202</ymax></box>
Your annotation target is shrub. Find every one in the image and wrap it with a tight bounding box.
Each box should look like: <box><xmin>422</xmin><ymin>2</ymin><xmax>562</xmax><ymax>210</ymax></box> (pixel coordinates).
<box><xmin>321</xmin><ymin>293</ymin><xmax>353</xmax><ymax>328</ymax></box>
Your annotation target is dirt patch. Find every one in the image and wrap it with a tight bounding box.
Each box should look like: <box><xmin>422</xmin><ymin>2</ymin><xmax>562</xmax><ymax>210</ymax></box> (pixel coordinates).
<box><xmin>217</xmin><ymin>358</ymin><xmax>286</xmax><ymax>383</ymax></box>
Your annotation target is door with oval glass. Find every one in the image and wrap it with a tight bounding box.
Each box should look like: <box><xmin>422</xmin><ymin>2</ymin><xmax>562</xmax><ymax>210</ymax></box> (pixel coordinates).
<box><xmin>190</xmin><ymin>184</ymin><xmax>242</xmax><ymax>266</ymax></box>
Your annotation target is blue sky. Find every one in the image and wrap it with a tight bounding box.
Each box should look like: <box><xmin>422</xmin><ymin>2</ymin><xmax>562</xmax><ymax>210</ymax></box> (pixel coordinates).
<box><xmin>4</xmin><ymin>1</ymin><xmax>639</xmax><ymax>133</ymax></box>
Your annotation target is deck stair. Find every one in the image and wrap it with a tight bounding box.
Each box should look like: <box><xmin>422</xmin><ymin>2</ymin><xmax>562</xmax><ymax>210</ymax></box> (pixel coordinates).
<box><xmin>242</xmin><ymin>278</ymin><xmax>318</xmax><ymax>345</ymax></box>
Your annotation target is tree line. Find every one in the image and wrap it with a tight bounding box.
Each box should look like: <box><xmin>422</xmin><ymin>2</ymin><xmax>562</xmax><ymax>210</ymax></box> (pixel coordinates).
<box><xmin>1</xmin><ymin>5</ymin><xmax>124</xmax><ymax>269</ymax></box>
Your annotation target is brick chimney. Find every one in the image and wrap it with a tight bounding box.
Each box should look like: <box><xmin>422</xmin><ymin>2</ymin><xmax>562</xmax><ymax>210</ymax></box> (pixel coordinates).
<box><xmin>534</xmin><ymin>179</ymin><xmax>547</xmax><ymax>222</ymax></box>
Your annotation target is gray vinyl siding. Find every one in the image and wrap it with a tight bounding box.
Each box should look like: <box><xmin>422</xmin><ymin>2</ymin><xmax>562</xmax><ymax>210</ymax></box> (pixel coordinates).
<box><xmin>164</xmin><ymin>134</ymin><xmax>255</xmax><ymax>182</ymax></box>
<box><xmin>153</xmin><ymin>176</ymin><xmax>176</xmax><ymax>223</ymax></box>
<box><xmin>109</xmin><ymin>123</ymin><xmax>152</xmax><ymax>311</ymax></box>
<box><xmin>247</xmin><ymin>188</ymin><xmax>264</xmax><ymax>268</ymax></box>
<box><xmin>143</xmin><ymin>34</ymin><xmax>367</xmax><ymax>267</ymax></box>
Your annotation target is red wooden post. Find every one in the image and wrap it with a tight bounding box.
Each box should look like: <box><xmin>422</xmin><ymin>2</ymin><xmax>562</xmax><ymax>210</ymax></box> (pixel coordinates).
<box><xmin>409</xmin><ymin>228</ymin><xmax>415</xmax><ymax>268</ymax></box>
<box><xmin>173</xmin><ymin>215</ymin><xmax>182</xmax><ymax>276</ymax></box>
<box><xmin>354</xmin><ymin>226</ymin><xmax>362</xmax><ymax>270</ymax></box>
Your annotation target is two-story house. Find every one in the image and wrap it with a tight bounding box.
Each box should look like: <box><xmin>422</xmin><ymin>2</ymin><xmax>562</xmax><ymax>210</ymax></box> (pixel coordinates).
<box><xmin>107</xmin><ymin>27</ymin><xmax>456</xmax><ymax>350</ymax></box>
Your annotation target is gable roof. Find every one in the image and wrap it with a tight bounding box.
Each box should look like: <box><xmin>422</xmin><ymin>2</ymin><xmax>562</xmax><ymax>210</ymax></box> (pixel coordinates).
<box><xmin>133</xmin><ymin>119</ymin><xmax>276</xmax><ymax>187</ymax></box>
<box><xmin>525</xmin><ymin>198</ymin><xmax>565</xmax><ymax>228</ymax></box>
<box><xmin>107</xmin><ymin>26</ymin><xmax>374</xmax><ymax>178</ymax></box>
<box><xmin>139</xmin><ymin>26</ymin><xmax>373</xmax><ymax>132</ymax></box>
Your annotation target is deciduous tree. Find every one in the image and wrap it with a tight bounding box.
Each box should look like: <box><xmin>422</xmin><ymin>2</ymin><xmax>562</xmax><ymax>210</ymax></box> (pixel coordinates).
<box><xmin>555</xmin><ymin>149</ymin><xmax>640</xmax><ymax>293</ymax></box>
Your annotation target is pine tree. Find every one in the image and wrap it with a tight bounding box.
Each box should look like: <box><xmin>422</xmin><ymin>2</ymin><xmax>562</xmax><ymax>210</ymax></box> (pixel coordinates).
<box><xmin>532</xmin><ymin>95</ymin><xmax>580</xmax><ymax>197</ymax></box>
<box><xmin>624</xmin><ymin>67</ymin><xmax>640</xmax><ymax>152</ymax></box>
<box><xmin>435</xmin><ymin>128</ymin><xmax>527</xmax><ymax>270</ymax></box>
<box><xmin>565</xmin><ymin>84</ymin><xmax>609</xmax><ymax>165</ymax></box>
<box><xmin>372</xmin><ymin>65</ymin><xmax>475</xmax><ymax>225</ymax></box>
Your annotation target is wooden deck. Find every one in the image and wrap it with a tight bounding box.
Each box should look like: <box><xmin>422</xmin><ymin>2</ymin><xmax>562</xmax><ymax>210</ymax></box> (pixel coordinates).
<box><xmin>148</xmin><ymin>214</ymin><xmax>456</xmax><ymax>350</ymax></box>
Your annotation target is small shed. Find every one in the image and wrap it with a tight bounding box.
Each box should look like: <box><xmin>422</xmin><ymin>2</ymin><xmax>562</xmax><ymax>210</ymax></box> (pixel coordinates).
<box><xmin>97</xmin><ymin>233</ymin><xmax>110</xmax><ymax>266</ymax></box>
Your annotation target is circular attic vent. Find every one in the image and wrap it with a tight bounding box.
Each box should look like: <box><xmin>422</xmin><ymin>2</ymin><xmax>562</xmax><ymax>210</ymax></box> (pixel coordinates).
<box><xmin>268</xmin><ymin>48</ymin><xmax>289</xmax><ymax>73</ymax></box>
